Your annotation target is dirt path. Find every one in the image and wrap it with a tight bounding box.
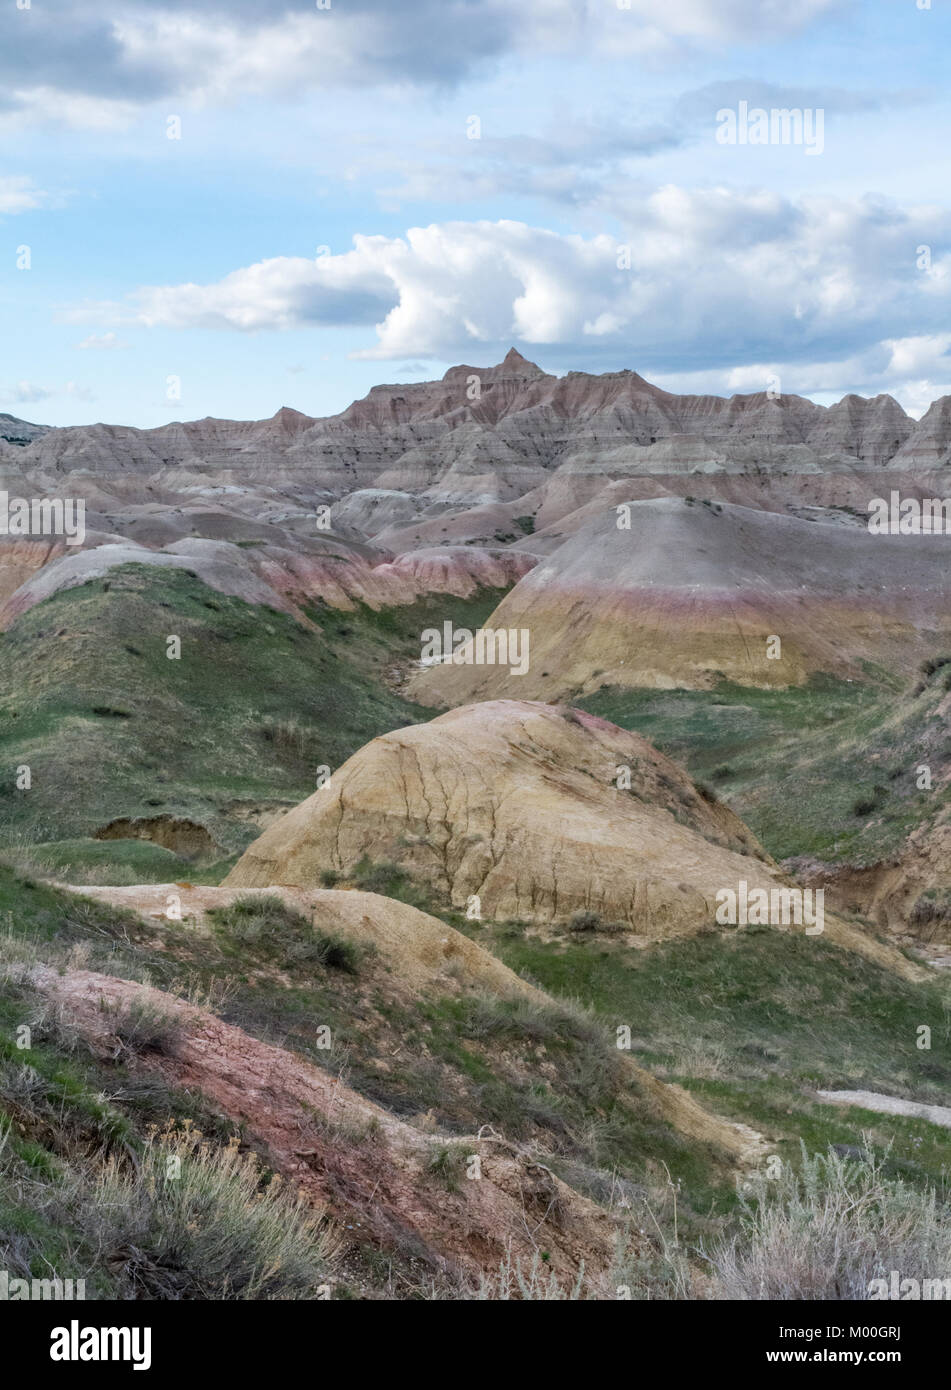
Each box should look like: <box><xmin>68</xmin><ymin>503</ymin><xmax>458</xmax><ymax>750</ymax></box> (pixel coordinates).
<box><xmin>817</xmin><ymin>1089</ymin><xmax>951</xmax><ymax>1130</ymax></box>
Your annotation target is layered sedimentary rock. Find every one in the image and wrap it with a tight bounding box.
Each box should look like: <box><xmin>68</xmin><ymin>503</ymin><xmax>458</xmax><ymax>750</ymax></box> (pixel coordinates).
<box><xmin>410</xmin><ymin>498</ymin><xmax>951</xmax><ymax>703</ymax></box>
<box><xmin>0</xmin><ymin>530</ymin><xmax>536</xmax><ymax>630</ymax></box>
<box><xmin>4</xmin><ymin>352</ymin><xmax>948</xmax><ymax>497</ymax></box>
<box><xmin>223</xmin><ymin>699</ymin><xmax>918</xmax><ymax>977</ymax></box>
<box><xmin>4</xmin><ymin>353</ymin><xmax>951</xmax><ymax>647</ymax></box>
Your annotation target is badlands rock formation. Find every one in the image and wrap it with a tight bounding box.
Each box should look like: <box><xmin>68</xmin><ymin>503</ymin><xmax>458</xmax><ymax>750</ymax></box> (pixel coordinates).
<box><xmin>1</xmin><ymin>350</ymin><xmax>949</xmax><ymax>530</ymax></box>
<box><xmin>410</xmin><ymin>497</ymin><xmax>951</xmax><ymax>703</ymax></box>
<box><xmin>0</xmin><ymin>531</ymin><xmax>534</xmax><ymax>630</ymax></box>
<box><xmin>224</xmin><ymin>700</ymin><xmax>919</xmax><ymax>977</ymax></box>
<box><xmin>4</xmin><ymin>351</ymin><xmax>951</xmax><ymax>645</ymax></box>
<box><xmin>4</xmin><ymin>350</ymin><xmax>951</xmax><ymax>678</ymax></box>
<box><xmin>5</xmin><ymin>349</ymin><xmax>943</xmax><ymax>490</ymax></box>
<box><xmin>798</xmin><ymin>819</ymin><xmax>951</xmax><ymax>942</ymax></box>
<box><xmin>0</xmin><ymin>412</ymin><xmax>47</xmax><ymax>446</ymax></box>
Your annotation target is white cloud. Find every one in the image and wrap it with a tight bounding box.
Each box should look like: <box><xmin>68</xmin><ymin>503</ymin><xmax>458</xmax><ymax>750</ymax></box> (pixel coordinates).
<box><xmin>0</xmin><ymin>175</ymin><xmax>50</xmax><ymax>215</ymax></box>
<box><xmin>76</xmin><ymin>332</ymin><xmax>130</xmax><ymax>350</ymax></box>
<box><xmin>0</xmin><ymin>381</ymin><xmax>53</xmax><ymax>405</ymax></box>
<box><xmin>127</xmin><ymin>247</ymin><xmax>396</xmax><ymax>332</ymax></box>
<box><xmin>73</xmin><ymin>188</ymin><xmax>951</xmax><ymax>411</ymax></box>
<box><xmin>649</xmin><ymin>337</ymin><xmax>951</xmax><ymax>417</ymax></box>
<box><xmin>85</xmin><ymin>193</ymin><xmax>949</xmax><ymax>365</ymax></box>
<box><xmin>0</xmin><ymin>380</ymin><xmax>95</xmax><ymax>407</ymax></box>
<box><xmin>0</xmin><ymin>89</ymin><xmax>137</xmax><ymax>134</ymax></box>
<box><xmin>0</xmin><ymin>0</ymin><xmax>850</xmax><ymax>126</ymax></box>
<box><xmin>64</xmin><ymin>381</ymin><xmax>96</xmax><ymax>401</ymax></box>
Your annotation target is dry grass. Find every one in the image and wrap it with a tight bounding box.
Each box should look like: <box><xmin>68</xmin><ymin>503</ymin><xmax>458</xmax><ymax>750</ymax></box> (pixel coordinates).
<box><xmin>476</xmin><ymin>1247</ymin><xmax>587</xmax><ymax>1301</ymax></box>
<box><xmin>707</xmin><ymin>1143</ymin><xmax>951</xmax><ymax>1300</ymax></box>
<box><xmin>1</xmin><ymin>1120</ymin><xmax>338</xmax><ymax>1299</ymax></box>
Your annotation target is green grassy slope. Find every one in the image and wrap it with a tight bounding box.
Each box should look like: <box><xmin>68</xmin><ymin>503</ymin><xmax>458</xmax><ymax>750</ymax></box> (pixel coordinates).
<box><xmin>0</xmin><ymin>566</ymin><xmax>508</xmax><ymax>872</ymax></box>
<box><xmin>0</xmin><ymin>864</ymin><xmax>735</xmax><ymax>1267</ymax></box>
<box><xmin>471</xmin><ymin>915</ymin><xmax>951</xmax><ymax>1194</ymax></box>
<box><xmin>305</xmin><ymin>858</ymin><xmax>951</xmax><ymax>1202</ymax></box>
<box><xmin>580</xmin><ymin>665</ymin><xmax>951</xmax><ymax>866</ymax></box>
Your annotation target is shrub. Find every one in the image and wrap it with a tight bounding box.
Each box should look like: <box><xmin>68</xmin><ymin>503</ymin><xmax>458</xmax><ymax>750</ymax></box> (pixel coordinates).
<box><xmin>351</xmin><ymin>858</ymin><xmax>431</xmax><ymax>911</ymax></box>
<box><xmin>568</xmin><ymin>909</ymin><xmax>602</xmax><ymax>933</ymax></box>
<box><xmin>707</xmin><ymin>1144</ymin><xmax>951</xmax><ymax>1300</ymax></box>
<box><xmin>352</xmin><ymin>858</ymin><xmax>404</xmax><ymax>895</ymax></box>
<box><xmin>427</xmin><ymin>1144</ymin><xmax>467</xmax><ymax>1192</ymax></box>
<box><xmin>477</xmin><ymin>1249</ymin><xmax>585</xmax><ymax>1300</ymax></box>
<box><xmin>459</xmin><ymin>992</ymin><xmax>604</xmax><ymax>1049</ymax></box>
<box><xmin>90</xmin><ymin>1127</ymin><xmax>336</xmax><ymax>1298</ymax></box>
<box><xmin>108</xmin><ymin>1000</ymin><xmax>183</xmax><ymax>1058</ymax></box>
<box><xmin>207</xmin><ymin>894</ymin><xmax>360</xmax><ymax>974</ymax></box>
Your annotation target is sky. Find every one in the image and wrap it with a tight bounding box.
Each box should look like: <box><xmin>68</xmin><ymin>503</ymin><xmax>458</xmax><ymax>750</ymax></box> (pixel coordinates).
<box><xmin>1</xmin><ymin>0</ymin><xmax>950</xmax><ymax>428</ymax></box>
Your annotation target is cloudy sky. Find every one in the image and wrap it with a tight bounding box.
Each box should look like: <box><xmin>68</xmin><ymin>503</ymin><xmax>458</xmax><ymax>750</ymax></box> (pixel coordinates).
<box><xmin>2</xmin><ymin>0</ymin><xmax>949</xmax><ymax>427</ymax></box>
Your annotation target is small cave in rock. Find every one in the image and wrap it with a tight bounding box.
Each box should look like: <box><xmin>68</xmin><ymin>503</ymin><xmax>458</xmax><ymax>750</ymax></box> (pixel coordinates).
<box><xmin>94</xmin><ymin>816</ymin><xmax>220</xmax><ymax>860</ymax></box>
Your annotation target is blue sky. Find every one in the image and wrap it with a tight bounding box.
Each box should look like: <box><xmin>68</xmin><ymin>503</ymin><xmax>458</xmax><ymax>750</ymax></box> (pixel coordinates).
<box><xmin>1</xmin><ymin>0</ymin><xmax>949</xmax><ymax>428</ymax></box>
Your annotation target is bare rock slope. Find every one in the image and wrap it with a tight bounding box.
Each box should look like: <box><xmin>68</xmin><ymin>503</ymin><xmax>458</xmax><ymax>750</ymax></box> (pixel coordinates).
<box><xmin>410</xmin><ymin>497</ymin><xmax>951</xmax><ymax>703</ymax></box>
<box><xmin>224</xmin><ymin>700</ymin><xmax>919</xmax><ymax>977</ymax></box>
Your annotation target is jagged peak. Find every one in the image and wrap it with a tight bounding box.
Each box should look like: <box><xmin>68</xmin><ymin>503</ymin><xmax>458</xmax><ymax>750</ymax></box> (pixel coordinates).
<box><xmin>498</xmin><ymin>347</ymin><xmax>545</xmax><ymax>376</ymax></box>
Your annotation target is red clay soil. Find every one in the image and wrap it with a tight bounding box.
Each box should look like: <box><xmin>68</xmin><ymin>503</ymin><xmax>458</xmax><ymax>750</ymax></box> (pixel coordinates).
<box><xmin>28</xmin><ymin>964</ymin><xmax>623</xmax><ymax>1293</ymax></box>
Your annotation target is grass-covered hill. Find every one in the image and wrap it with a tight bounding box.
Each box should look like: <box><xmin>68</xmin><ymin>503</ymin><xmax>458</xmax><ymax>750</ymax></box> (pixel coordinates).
<box><xmin>581</xmin><ymin>665</ymin><xmax>951</xmax><ymax>870</ymax></box>
<box><xmin>3</xmin><ymin>858</ymin><xmax>950</xmax><ymax>1299</ymax></box>
<box><xmin>0</xmin><ymin>564</ymin><xmax>508</xmax><ymax>877</ymax></box>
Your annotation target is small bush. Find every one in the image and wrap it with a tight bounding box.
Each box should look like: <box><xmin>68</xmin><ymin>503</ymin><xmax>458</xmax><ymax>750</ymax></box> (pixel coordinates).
<box><xmin>568</xmin><ymin>909</ymin><xmax>602</xmax><ymax>933</ymax></box>
<box><xmin>708</xmin><ymin>1144</ymin><xmax>951</xmax><ymax>1301</ymax></box>
<box><xmin>207</xmin><ymin>894</ymin><xmax>360</xmax><ymax>974</ymax></box>
<box><xmin>350</xmin><ymin>858</ymin><xmax>431</xmax><ymax>911</ymax></box>
<box><xmin>109</xmin><ymin>1000</ymin><xmax>183</xmax><ymax>1058</ymax></box>
<box><xmin>460</xmin><ymin>992</ymin><xmax>604</xmax><ymax>1049</ymax></box>
<box><xmin>91</xmin><ymin>1127</ymin><xmax>336</xmax><ymax>1298</ymax></box>
<box><xmin>478</xmin><ymin>1250</ymin><xmax>585</xmax><ymax>1301</ymax></box>
<box><xmin>427</xmin><ymin>1144</ymin><xmax>467</xmax><ymax>1192</ymax></box>
<box><xmin>353</xmin><ymin>858</ymin><xmax>405</xmax><ymax>895</ymax></box>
